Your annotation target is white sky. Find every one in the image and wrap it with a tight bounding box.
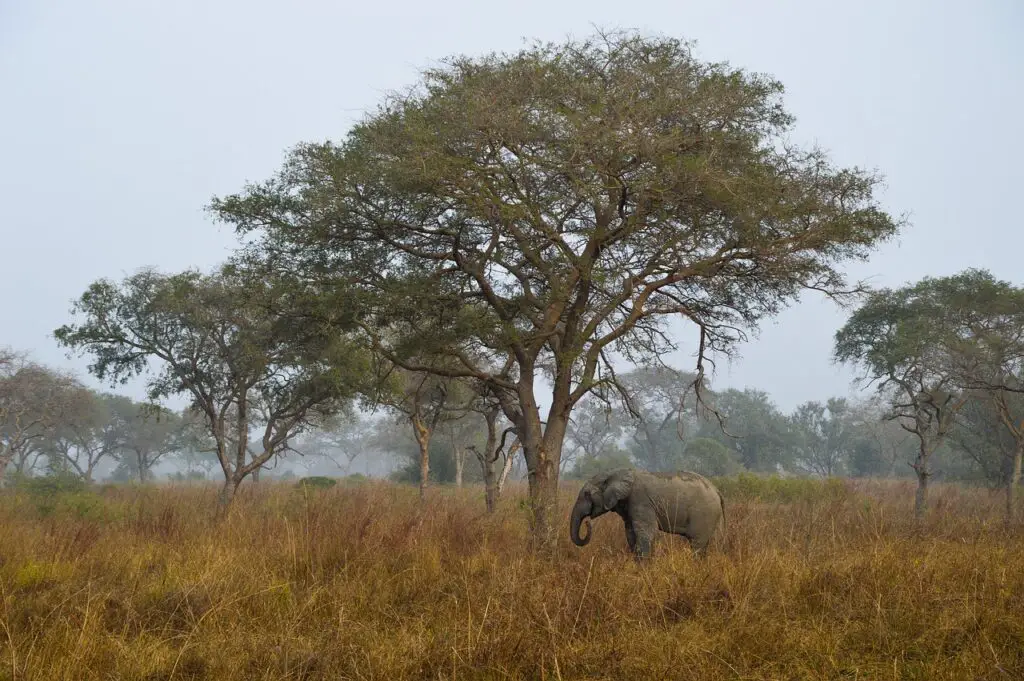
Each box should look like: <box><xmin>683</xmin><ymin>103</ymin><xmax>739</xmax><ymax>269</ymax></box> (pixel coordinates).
<box><xmin>2</xmin><ymin>0</ymin><xmax>1021</xmax><ymax>414</ymax></box>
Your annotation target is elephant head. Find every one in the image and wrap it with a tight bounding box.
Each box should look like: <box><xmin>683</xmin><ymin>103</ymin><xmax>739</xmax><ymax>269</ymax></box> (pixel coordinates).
<box><xmin>570</xmin><ymin>469</ymin><xmax>633</xmax><ymax>547</ymax></box>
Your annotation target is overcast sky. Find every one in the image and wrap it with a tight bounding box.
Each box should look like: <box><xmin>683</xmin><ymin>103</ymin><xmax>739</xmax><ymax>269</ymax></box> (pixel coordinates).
<box><xmin>1</xmin><ymin>0</ymin><xmax>1021</xmax><ymax>413</ymax></box>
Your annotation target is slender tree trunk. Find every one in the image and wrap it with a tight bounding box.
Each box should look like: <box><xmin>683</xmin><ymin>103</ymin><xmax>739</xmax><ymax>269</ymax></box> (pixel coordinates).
<box><xmin>136</xmin><ymin>451</ymin><xmax>149</xmax><ymax>484</ymax></box>
<box><xmin>483</xmin><ymin>465</ymin><xmax>497</xmax><ymax>513</ymax></box>
<box><xmin>1007</xmin><ymin>439</ymin><xmax>1023</xmax><ymax>523</ymax></box>
<box><xmin>497</xmin><ymin>439</ymin><xmax>519</xmax><ymax>498</ymax></box>
<box><xmin>910</xmin><ymin>434</ymin><xmax>939</xmax><ymax>521</ymax></box>
<box><xmin>411</xmin><ymin>413</ymin><xmax>432</xmax><ymax>501</ymax></box>
<box><xmin>454</xmin><ymin>447</ymin><xmax>464</xmax><ymax>488</ymax></box>
<box><xmin>913</xmin><ymin>466</ymin><xmax>929</xmax><ymax>519</ymax></box>
<box><xmin>417</xmin><ymin>440</ymin><xmax>429</xmax><ymax>499</ymax></box>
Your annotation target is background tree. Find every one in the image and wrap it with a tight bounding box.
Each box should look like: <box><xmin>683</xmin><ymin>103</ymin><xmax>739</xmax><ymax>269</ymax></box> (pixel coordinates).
<box><xmin>696</xmin><ymin>388</ymin><xmax>795</xmax><ymax>473</ymax></box>
<box><xmin>948</xmin><ymin>391</ymin><xmax>1020</xmax><ymax>488</ymax></box>
<box><xmin>43</xmin><ymin>391</ymin><xmax>129</xmax><ymax>482</ymax></box>
<box><xmin>112</xmin><ymin>400</ymin><xmax>184</xmax><ymax>483</ymax></box>
<box><xmin>0</xmin><ymin>349</ymin><xmax>84</xmax><ymax>482</ymax></box>
<box><xmin>620</xmin><ymin>367</ymin><xmax>698</xmax><ymax>472</ymax></box>
<box><xmin>789</xmin><ymin>397</ymin><xmax>855</xmax><ymax>477</ymax></box>
<box><xmin>464</xmin><ymin>390</ymin><xmax>520</xmax><ymax>512</ymax></box>
<box><xmin>213</xmin><ymin>31</ymin><xmax>900</xmax><ymax>546</ymax></box>
<box><xmin>681</xmin><ymin>437</ymin><xmax>743</xmax><ymax>476</ymax></box>
<box><xmin>54</xmin><ymin>265</ymin><xmax>368</xmax><ymax>506</ymax></box>
<box><xmin>564</xmin><ymin>392</ymin><xmax>629</xmax><ymax>474</ymax></box>
<box><xmin>290</xmin><ymin>411</ymin><xmax>376</xmax><ymax>476</ymax></box>
<box><xmin>834</xmin><ymin>269</ymin><xmax>1024</xmax><ymax>518</ymax></box>
<box><xmin>377</xmin><ymin>368</ymin><xmax>469</xmax><ymax>499</ymax></box>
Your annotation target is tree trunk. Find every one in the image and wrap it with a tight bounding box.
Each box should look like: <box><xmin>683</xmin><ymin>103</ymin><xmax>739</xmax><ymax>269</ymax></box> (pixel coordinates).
<box><xmin>137</xmin><ymin>451</ymin><xmax>149</xmax><ymax>484</ymax></box>
<box><xmin>497</xmin><ymin>440</ymin><xmax>518</xmax><ymax>496</ymax></box>
<box><xmin>911</xmin><ymin>438</ymin><xmax>933</xmax><ymax>521</ymax></box>
<box><xmin>411</xmin><ymin>414</ymin><xmax>432</xmax><ymax>501</ymax></box>
<box><xmin>454</xmin><ymin>447</ymin><xmax>464</xmax><ymax>488</ymax></box>
<box><xmin>483</xmin><ymin>465</ymin><xmax>497</xmax><ymax>513</ymax></box>
<box><xmin>522</xmin><ymin>420</ymin><xmax>568</xmax><ymax>552</ymax></box>
<box><xmin>1007</xmin><ymin>439</ymin><xmax>1023</xmax><ymax>523</ymax></box>
<box><xmin>217</xmin><ymin>477</ymin><xmax>240</xmax><ymax>509</ymax></box>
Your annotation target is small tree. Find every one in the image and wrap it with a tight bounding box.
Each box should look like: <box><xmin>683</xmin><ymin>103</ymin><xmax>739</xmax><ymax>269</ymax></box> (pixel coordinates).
<box><xmin>376</xmin><ymin>368</ymin><xmax>465</xmax><ymax>499</ymax></box>
<box><xmin>54</xmin><ymin>266</ymin><xmax>368</xmax><ymax>507</ymax></box>
<box><xmin>115</xmin><ymin>400</ymin><xmax>184</xmax><ymax>483</ymax></box>
<box><xmin>214</xmin><ymin>31</ymin><xmax>901</xmax><ymax>545</ymax></box>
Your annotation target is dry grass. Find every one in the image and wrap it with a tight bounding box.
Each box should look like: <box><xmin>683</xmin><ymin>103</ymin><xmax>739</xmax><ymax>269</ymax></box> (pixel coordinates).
<box><xmin>0</xmin><ymin>477</ymin><xmax>1022</xmax><ymax>680</ymax></box>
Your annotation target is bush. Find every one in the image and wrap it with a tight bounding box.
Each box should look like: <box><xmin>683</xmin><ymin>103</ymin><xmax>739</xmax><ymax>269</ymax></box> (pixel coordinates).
<box><xmin>295</xmin><ymin>476</ymin><xmax>338</xmax><ymax>490</ymax></box>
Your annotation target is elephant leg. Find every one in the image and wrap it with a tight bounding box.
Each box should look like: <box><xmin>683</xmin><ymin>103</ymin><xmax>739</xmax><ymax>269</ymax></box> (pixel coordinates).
<box><xmin>689</xmin><ymin>536</ymin><xmax>710</xmax><ymax>558</ymax></box>
<box><xmin>623</xmin><ymin>518</ymin><xmax>637</xmax><ymax>553</ymax></box>
<box><xmin>629</xmin><ymin>507</ymin><xmax>658</xmax><ymax>559</ymax></box>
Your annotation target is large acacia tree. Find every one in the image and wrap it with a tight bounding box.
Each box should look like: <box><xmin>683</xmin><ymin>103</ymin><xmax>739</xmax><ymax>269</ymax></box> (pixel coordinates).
<box><xmin>212</xmin><ymin>31</ymin><xmax>900</xmax><ymax>545</ymax></box>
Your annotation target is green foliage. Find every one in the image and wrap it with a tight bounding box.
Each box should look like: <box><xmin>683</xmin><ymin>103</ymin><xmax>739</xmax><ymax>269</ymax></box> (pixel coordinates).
<box><xmin>296</xmin><ymin>476</ymin><xmax>338</xmax><ymax>490</ymax></box>
<box><xmin>53</xmin><ymin>265</ymin><xmax>372</xmax><ymax>497</ymax></box>
<box><xmin>713</xmin><ymin>472</ymin><xmax>852</xmax><ymax>504</ymax></box>
<box><xmin>569</xmin><ymin>448</ymin><xmax>635</xmax><ymax>480</ymax></box>
<box><xmin>210</xmin><ymin>31</ymin><xmax>900</xmax><ymax>526</ymax></box>
<box><xmin>15</xmin><ymin>471</ymin><xmax>88</xmax><ymax>496</ymax></box>
<box><xmin>682</xmin><ymin>437</ymin><xmax>743</xmax><ymax>476</ymax></box>
<box><xmin>14</xmin><ymin>472</ymin><xmax>117</xmax><ymax>521</ymax></box>
<box><xmin>696</xmin><ymin>388</ymin><xmax>796</xmax><ymax>473</ymax></box>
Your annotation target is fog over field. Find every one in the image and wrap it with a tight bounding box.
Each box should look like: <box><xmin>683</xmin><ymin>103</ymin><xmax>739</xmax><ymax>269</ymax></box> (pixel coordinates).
<box><xmin>2</xmin><ymin>0</ymin><xmax>1021</xmax><ymax>414</ymax></box>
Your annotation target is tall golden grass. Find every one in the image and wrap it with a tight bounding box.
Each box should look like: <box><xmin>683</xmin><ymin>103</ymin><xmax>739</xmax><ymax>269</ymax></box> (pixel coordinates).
<box><xmin>0</xmin><ymin>476</ymin><xmax>1022</xmax><ymax>680</ymax></box>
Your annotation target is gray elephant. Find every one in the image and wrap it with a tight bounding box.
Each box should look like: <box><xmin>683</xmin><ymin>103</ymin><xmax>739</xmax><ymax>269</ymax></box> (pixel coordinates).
<box><xmin>569</xmin><ymin>468</ymin><xmax>725</xmax><ymax>558</ymax></box>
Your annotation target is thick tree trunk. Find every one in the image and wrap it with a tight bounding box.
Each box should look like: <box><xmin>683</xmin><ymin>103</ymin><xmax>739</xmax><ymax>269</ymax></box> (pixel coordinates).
<box><xmin>1007</xmin><ymin>440</ymin><xmax>1023</xmax><ymax>523</ymax></box>
<box><xmin>523</xmin><ymin>421</ymin><xmax>568</xmax><ymax>552</ymax></box>
<box><xmin>217</xmin><ymin>477</ymin><xmax>240</xmax><ymax>509</ymax></box>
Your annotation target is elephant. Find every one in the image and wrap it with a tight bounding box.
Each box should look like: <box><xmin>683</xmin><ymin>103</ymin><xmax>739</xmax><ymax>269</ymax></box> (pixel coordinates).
<box><xmin>569</xmin><ymin>468</ymin><xmax>725</xmax><ymax>559</ymax></box>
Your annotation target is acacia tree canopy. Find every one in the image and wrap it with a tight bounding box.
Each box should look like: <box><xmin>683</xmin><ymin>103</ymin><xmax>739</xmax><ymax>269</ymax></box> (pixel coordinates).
<box><xmin>834</xmin><ymin>268</ymin><xmax>1024</xmax><ymax>517</ymax></box>
<box><xmin>211</xmin><ymin>30</ymin><xmax>901</xmax><ymax>543</ymax></box>
<box><xmin>54</xmin><ymin>265</ymin><xmax>371</xmax><ymax>504</ymax></box>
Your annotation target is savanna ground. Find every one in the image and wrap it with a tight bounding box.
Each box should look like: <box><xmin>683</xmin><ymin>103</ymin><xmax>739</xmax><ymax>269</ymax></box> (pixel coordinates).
<box><xmin>1</xmin><ymin>475</ymin><xmax>1022</xmax><ymax>681</ymax></box>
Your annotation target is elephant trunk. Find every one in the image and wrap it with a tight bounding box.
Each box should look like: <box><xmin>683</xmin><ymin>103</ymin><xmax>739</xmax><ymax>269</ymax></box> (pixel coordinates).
<box><xmin>570</xmin><ymin>499</ymin><xmax>592</xmax><ymax>546</ymax></box>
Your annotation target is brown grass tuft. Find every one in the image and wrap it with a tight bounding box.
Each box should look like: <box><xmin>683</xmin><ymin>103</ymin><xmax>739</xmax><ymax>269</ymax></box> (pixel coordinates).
<box><xmin>0</xmin><ymin>478</ymin><xmax>1021</xmax><ymax>679</ymax></box>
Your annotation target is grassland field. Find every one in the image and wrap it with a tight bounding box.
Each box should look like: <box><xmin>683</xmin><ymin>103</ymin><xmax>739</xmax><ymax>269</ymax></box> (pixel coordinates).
<box><xmin>0</xmin><ymin>475</ymin><xmax>1022</xmax><ymax>680</ymax></box>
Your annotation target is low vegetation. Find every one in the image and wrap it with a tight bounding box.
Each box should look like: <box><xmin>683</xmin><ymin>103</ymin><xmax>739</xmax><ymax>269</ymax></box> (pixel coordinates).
<box><xmin>0</xmin><ymin>477</ymin><xmax>1021</xmax><ymax>680</ymax></box>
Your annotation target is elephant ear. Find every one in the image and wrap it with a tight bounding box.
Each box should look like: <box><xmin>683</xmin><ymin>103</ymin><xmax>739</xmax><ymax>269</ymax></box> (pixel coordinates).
<box><xmin>602</xmin><ymin>473</ymin><xmax>631</xmax><ymax>511</ymax></box>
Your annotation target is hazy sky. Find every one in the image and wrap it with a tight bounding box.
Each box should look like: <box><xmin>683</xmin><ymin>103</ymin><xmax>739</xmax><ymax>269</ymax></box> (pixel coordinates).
<box><xmin>2</xmin><ymin>0</ymin><xmax>1021</xmax><ymax>413</ymax></box>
